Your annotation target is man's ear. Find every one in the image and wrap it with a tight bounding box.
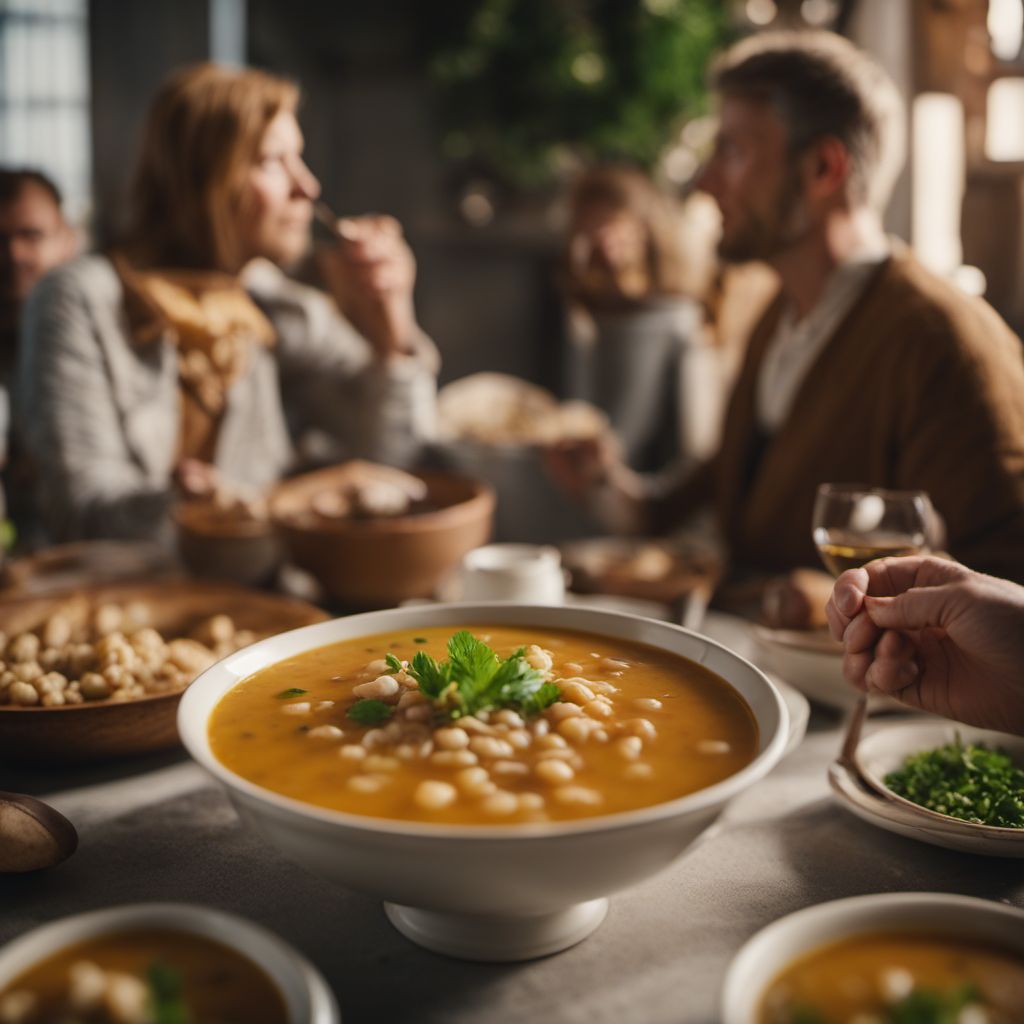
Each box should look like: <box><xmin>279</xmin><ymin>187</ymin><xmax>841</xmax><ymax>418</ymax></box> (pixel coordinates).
<box><xmin>802</xmin><ymin>136</ymin><xmax>851</xmax><ymax>202</ymax></box>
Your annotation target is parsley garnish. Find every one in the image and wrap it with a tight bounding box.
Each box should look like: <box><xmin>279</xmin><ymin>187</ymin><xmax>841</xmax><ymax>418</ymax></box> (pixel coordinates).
<box><xmin>147</xmin><ymin>961</ymin><xmax>191</xmax><ymax>1024</ymax></box>
<box><xmin>347</xmin><ymin>699</ymin><xmax>394</xmax><ymax>725</ymax></box>
<box><xmin>387</xmin><ymin>630</ymin><xmax>559</xmax><ymax>721</ymax></box>
<box><xmin>414</xmin><ymin>637</ymin><xmax>428</xmax><ymax>643</ymax></box>
<box><xmin>885</xmin><ymin>738</ymin><xmax>1024</xmax><ymax>828</ymax></box>
<box><xmin>276</xmin><ymin>687</ymin><xmax>308</xmax><ymax>699</ymax></box>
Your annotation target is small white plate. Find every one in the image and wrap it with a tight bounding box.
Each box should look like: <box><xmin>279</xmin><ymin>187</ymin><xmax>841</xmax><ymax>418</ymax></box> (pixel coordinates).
<box><xmin>828</xmin><ymin>720</ymin><xmax>1024</xmax><ymax>857</ymax></box>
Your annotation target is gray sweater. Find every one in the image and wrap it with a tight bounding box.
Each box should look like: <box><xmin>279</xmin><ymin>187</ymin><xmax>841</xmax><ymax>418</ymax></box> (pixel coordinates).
<box><xmin>17</xmin><ymin>255</ymin><xmax>438</xmax><ymax>543</ymax></box>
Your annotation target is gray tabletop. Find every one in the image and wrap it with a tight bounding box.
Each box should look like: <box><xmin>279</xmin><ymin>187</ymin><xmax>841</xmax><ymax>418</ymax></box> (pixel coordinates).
<box><xmin>3</xmin><ymin>617</ymin><xmax>1023</xmax><ymax>1024</ymax></box>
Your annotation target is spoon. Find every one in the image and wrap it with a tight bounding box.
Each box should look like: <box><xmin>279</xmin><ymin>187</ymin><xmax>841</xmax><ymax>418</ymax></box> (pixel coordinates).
<box><xmin>0</xmin><ymin>791</ymin><xmax>78</xmax><ymax>872</ymax></box>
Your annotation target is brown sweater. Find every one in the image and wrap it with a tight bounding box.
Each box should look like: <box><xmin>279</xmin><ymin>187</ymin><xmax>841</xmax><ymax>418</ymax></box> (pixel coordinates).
<box><xmin>654</xmin><ymin>250</ymin><xmax>1024</xmax><ymax>583</ymax></box>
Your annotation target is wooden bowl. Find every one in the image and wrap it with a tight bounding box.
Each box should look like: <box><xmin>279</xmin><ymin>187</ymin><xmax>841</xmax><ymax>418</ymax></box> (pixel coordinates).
<box><xmin>174</xmin><ymin>502</ymin><xmax>283</xmax><ymax>587</ymax></box>
<box><xmin>0</xmin><ymin>581</ymin><xmax>327</xmax><ymax>764</ymax></box>
<box><xmin>270</xmin><ymin>466</ymin><xmax>495</xmax><ymax>608</ymax></box>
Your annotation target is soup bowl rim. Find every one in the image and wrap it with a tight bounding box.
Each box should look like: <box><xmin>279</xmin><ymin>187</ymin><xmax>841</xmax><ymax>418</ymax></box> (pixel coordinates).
<box><xmin>720</xmin><ymin>891</ymin><xmax>1024</xmax><ymax>1024</ymax></box>
<box><xmin>179</xmin><ymin>602</ymin><xmax>789</xmax><ymax>841</ymax></box>
<box><xmin>0</xmin><ymin>901</ymin><xmax>339</xmax><ymax>1024</ymax></box>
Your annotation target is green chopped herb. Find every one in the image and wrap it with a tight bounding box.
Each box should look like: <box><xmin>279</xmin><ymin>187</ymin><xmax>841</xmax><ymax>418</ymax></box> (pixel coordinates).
<box><xmin>147</xmin><ymin>961</ymin><xmax>191</xmax><ymax>1024</ymax></box>
<box><xmin>275</xmin><ymin>687</ymin><xmax>308</xmax><ymax>699</ymax></box>
<box><xmin>347</xmin><ymin>699</ymin><xmax>394</xmax><ymax>725</ymax></box>
<box><xmin>414</xmin><ymin>637</ymin><xmax>428</xmax><ymax>644</ymax></box>
<box><xmin>884</xmin><ymin>737</ymin><xmax>1024</xmax><ymax>828</ymax></box>
<box><xmin>389</xmin><ymin>630</ymin><xmax>559</xmax><ymax>721</ymax></box>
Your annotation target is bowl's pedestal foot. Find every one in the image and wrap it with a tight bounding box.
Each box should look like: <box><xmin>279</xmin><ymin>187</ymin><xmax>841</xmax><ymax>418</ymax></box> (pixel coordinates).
<box><xmin>383</xmin><ymin>898</ymin><xmax>609</xmax><ymax>961</ymax></box>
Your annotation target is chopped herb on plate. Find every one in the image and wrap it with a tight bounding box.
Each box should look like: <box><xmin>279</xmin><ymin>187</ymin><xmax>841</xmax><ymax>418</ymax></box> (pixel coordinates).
<box><xmin>884</xmin><ymin>738</ymin><xmax>1024</xmax><ymax>828</ymax></box>
<box><xmin>275</xmin><ymin>687</ymin><xmax>307</xmax><ymax>699</ymax></box>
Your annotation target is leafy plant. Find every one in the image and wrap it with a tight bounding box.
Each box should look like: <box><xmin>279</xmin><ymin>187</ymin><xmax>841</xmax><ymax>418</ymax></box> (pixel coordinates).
<box><xmin>147</xmin><ymin>962</ymin><xmax>191</xmax><ymax>1024</ymax></box>
<box><xmin>415</xmin><ymin>0</ymin><xmax>731</xmax><ymax>189</ymax></box>
<box><xmin>347</xmin><ymin>699</ymin><xmax>395</xmax><ymax>725</ymax></box>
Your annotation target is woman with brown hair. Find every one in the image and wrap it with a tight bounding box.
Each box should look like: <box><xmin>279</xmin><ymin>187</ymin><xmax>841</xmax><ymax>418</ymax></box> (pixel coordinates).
<box><xmin>17</xmin><ymin>63</ymin><xmax>437</xmax><ymax>542</ymax></box>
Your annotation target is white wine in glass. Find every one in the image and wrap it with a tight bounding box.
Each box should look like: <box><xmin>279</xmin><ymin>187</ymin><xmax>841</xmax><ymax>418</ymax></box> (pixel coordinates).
<box><xmin>812</xmin><ymin>484</ymin><xmax>934</xmax><ymax>577</ymax></box>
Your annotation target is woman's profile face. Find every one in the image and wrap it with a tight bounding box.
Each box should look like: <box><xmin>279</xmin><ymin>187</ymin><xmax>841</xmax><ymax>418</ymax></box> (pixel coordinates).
<box><xmin>236</xmin><ymin>110</ymin><xmax>320</xmax><ymax>267</ymax></box>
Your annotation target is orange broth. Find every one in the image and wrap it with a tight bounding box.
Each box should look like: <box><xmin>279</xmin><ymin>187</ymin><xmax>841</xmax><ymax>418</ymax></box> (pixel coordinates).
<box><xmin>209</xmin><ymin>624</ymin><xmax>759</xmax><ymax>825</ymax></box>
<box><xmin>0</xmin><ymin>928</ymin><xmax>289</xmax><ymax>1023</ymax></box>
<box><xmin>759</xmin><ymin>931</ymin><xmax>1024</xmax><ymax>1023</ymax></box>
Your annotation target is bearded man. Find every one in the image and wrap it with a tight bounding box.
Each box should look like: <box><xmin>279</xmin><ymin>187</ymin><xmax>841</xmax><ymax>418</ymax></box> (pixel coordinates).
<box><xmin>549</xmin><ymin>30</ymin><xmax>1024</xmax><ymax>587</ymax></box>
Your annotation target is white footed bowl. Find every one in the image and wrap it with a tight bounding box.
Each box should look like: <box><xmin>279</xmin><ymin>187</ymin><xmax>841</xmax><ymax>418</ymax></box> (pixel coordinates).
<box><xmin>721</xmin><ymin>892</ymin><xmax>1024</xmax><ymax>1024</ymax></box>
<box><xmin>179</xmin><ymin>604</ymin><xmax>789</xmax><ymax>961</ymax></box>
<box><xmin>0</xmin><ymin>903</ymin><xmax>339</xmax><ymax>1023</ymax></box>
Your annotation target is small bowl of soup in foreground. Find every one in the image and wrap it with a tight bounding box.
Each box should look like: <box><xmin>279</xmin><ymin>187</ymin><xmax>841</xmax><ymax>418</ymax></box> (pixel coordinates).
<box><xmin>0</xmin><ymin>903</ymin><xmax>339</xmax><ymax>1024</ymax></box>
<box><xmin>179</xmin><ymin>603</ymin><xmax>788</xmax><ymax>961</ymax></box>
<box><xmin>721</xmin><ymin>892</ymin><xmax>1024</xmax><ymax>1024</ymax></box>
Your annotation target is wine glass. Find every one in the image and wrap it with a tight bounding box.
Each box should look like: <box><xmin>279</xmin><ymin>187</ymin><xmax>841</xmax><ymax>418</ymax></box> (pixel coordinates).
<box><xmin>812</xmin><ymin>483</ymin><xmax>935</xmax><ymax>577</ymax></box>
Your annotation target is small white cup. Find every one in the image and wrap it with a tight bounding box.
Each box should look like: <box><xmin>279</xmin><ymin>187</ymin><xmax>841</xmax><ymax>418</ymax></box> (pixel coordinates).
<box><xmin>457</xmin><ymin>544</ymin><xmax>565</xmax><ymax>604</ymax></box>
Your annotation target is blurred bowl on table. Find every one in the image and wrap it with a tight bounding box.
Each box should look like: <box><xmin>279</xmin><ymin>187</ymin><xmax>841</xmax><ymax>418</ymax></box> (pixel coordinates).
<box><xmin>0</xmin><ymin>903</ymin><xmax>339</xmax><ymax>1023</ymax></box>
<box><xmin>270</xmin><ymin>464</ymin><xmax>494</xmax><ymax>609</ymax></box>
<box><xmin>753</xmin><ymin>625</ymin><xmax>902</xmax><ymax>712</ymax></box>
<box><xmin>561</xmin><ymin>536</ymin><xmax>721</xmax><ymax>607</ymax></box>
<box><xmin>179</xmin><ymin>602</ymin><xmax>789</xmax><ymax>962</ymax></box>
<box><xmin>0</xmin><ymin>580</ymin><xmax>326</xmax><ymax>763</ymax></box>
<box><xmin>431</xmin><ymin>373</ymin><xmax>607</xmax><ymax>543</ymax></box>
<box><xmin>721</xmin><ymin>892</ymin><xmax>1024</xmax><ymax>1023</ymax></box>
<box><xmin>175</xmin><ymin>497</ymin><xmax>283</xmax><ymax>587</ymax></box>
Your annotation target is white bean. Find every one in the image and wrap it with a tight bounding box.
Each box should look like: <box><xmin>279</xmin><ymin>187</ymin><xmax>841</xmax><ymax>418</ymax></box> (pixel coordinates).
<box><xmin>563</xmin><ymin>662</ymin><xmax>583</xmax><ymax>674</ymax></box>
<box><xmin>524</xmin><ymin>645</ymin><xmax>553</xmax><ymax>672</ymax></box>
<box><xmin>535</xmin><ymin>758</ymin><xmax>574</xmax><ymax>784</ymax></box>
<box><xmin>553</xmin><ymin>785</ymin><xmax>602</xmax><ymax>807</ymax></box>
<box><xmin>536</xmin><ymin>733</ymin><xmax>568</xmax><ymax>750</ymax></box>
<box><xmin>431</xmin><ymin>750</ymin><xmax>479</xmax><ymax>767</ymax></box>
<box><xmin>455</xmin><ymin>766</ymin><xmax>495</xmax><ymax>796</ymax></box>
<box><xmin>415</xmin><ymin>780</ymin><xmax>458</xmax><ymax>811</ymax></box>
<box><xmin>697</xmin><ymin>740</ymin><xmax>732</xmax><ymax>755</ymax></box>
<box><xmin>347</xmin><ymin>774</ymin><xmax>388</xmax><ymax>793</ymax></box>
<box><xmin>435</xmin><ymin>726</ymin><xmax>470</xmax><ymax>750</ymax></box>
<box><xmin>519</xmin><ymin>793</ymin><xmax>545</xmax><ymax>810</ymax></box>
<box><xmin>624</xmin><ymin>762</ymin><xmax>653</xmax><ymax>781</ymax></box>
<box><xmin>364</xmin><ymin>755</ymin><xmax>400</xmax><ymax>772</ymax></box>
<box><xmin>365</xmin><ymin>658</ymin><xmax>390</xmax><ymax>674</ymax></box>
<box><xmin>307</xmin><ymin>725</ymin><xmax>344</xmax><ymax>740</ymax></box>
<box><xmin>353</xmin><ymin>675</ymin><xmax>400</xmax><ymax>701</ymax></box>
<box><xmin>633</xmin><ymin>697</ymin><xmax>663</xmax><ymax>712</ymax></box>
<box><xmin>403</xmin><ymin>704</ymin><xmax>433</xmax><ymax>722</ymax></box>
<box><xmin>587</xmin><ymin>680</ymin><xmax>619</xmax><ymax>696</ymax></box>
<box><xmin>491</xmin><ymin>759</ymin><xmax>529</xmax><ymax>777</ymax></box>
<box><xmin>481</xmin><ymin>791</ymin><xmax>519</xmax><ymax>816</ymax></box>
<box><xmin>469</xmin><ymin>736</ymin><xmax>514</xmax><ymax>759</ymax></box>
<box><xmin>558</xmin><ymin>716</ymin><xmax>596</xmax><ymax>743</ymax></box>
<box><xmin>361</xmin><ymin>728</ymin><xmax>387</xmax><ymax>748</ymax></box>
<box><xmin>583</xmin><ymin>700</ymin><xmax>613</xmax><ymax>720</ymax></box>
<box><xmin>494</xmin><ymin>709</ymin><xmax>525</xmax><ymax>728</ymax></box>
<box><xmin>530</xmin><ymin>717</ymin><xmax>550</xmax><ymax>738</ymax></box>
<box><xmin>339</xmin><ymin>744</ymin><xmax>366</xmax><ymax>760</ymax></box>
<box><xmin>622</xmin><ymin>718</ymin><xmax>657</xmax><ymax>741</ymax></box>
<box><xmin>281</xmin><ymin>702</ymin><xmax>311</xmax><ymax>716</ymax></box>
<box><xmin>8</xmin><ymin>681</ymin><xmax>40</xmax><ymax>706</ymax></box>
<box><xmin>506</xmin><ymin>728</ymin><xmax>532</xmax><ymax>750</ymax></box>
<box><xmin>560</xmin><ymin>680</ymin><xmax>595</xmax><ymax>704</ymax></box>
<box><xmin>602</xmin><ymin>658</ymin><xmax>630</xmax><ymax>670</ymax></box>
<box><xmin>616</xmin><ymin>736</ymin><xmax>643</xmax><ymax>760</ymax></box>
<box><xmin>548</xmin><ymin>702</ymin><xmax>583</xmax><ymax>721</ymax></box>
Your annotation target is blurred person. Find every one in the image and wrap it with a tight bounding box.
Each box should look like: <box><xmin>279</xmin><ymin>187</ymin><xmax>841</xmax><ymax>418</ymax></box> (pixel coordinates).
<box><xmin>561</xmin><ymin>165</ymin><xmax>723</xmax><ymax>476</ymax></box>
<box><xmin>547</xmin><ymin>30</ymin><xmax>1024</xmax><ymax>592</ymax></box>
<box><xmin>18</xmin><ymin>64</ymin><xmax>438</xmax><ymax>543</ymax></box>
<box><xmin>0</xmin><ymin>169</ymin><xmax>77</xmax><ymax>382</ymax></box>
<box><xmin>826</xmin><ymin>555</ymin><xmax>1024</xmax><ymax>736</ymax></box>
<box><xmin>0</xmin><ymin>169</ymin><xmax>77</xmax><ymax>543</ymax></box>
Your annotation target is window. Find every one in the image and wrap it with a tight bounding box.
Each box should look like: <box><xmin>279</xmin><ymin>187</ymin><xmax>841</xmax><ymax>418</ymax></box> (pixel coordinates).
<box><xmin>0</xmin><ymin>0</ymin><xmax>91</xmax><ymax>225</ymax></box>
